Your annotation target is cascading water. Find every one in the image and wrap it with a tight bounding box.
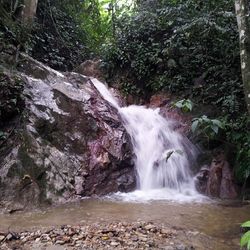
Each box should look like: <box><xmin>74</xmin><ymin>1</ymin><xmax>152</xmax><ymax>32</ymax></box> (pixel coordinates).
<box><xmin>91</xmin><ymin>78</ymin><xmax>204</xmax><ymax>202</ymax></box>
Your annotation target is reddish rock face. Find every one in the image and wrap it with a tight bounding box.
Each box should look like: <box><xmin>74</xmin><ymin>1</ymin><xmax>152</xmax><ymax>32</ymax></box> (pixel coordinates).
<box><xmin>0</xmin><ymin>55</ymin><xmax>136</xmax><ymax>209</ymax></box>
<box><xmin>148</xmin><ymin>94</ymin><xmax>192</xmax><ymax>135</ymax></box>
<box><xmin>196</xmin><ymin>151</ymin><xmax>238</xmax><ymax>199</ymax></box>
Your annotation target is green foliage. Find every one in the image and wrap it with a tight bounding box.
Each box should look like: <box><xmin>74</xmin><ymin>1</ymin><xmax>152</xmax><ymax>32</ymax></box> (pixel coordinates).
<box><xmin>0</xmin><ymin>70</ymin><xmax>24</xmax><ymax>125</ymax></box>
<box><xmin>241</xmin><ymin>221</ymin><xmax>250</xmax><ymax>250</ymax></box>
<box><xmin>173</xmin><ymin>99</ymin><xmax>193</xmax><ymax>112</ymax></box>
<box><xmin>61</xmin><ymin>0</ymin><xmax>135</xmax><ymax>55</ymax></box>
<box><xmin>225</xmin><ymin>115</ymin><xmax>250</xmax><ymax>183</ymax></box>
<box><xmin>0</xmin><ymin>0</ymin><xmax>34</xmax><ymax>49</ymax></box>
<box><xmin>191</xmin><ymin>115</ymin><xmax>225</xmax><ymax>139</ymax></box>
<box><xmin>28</xmin><ymin>0</ymin><xmax>88</xmax><ymax>71</ymax></box>
<box><xmin>61</xmin><ymin>0</ymin><xmax>110</xmax><ymax>54</ymax></box>
<box><xmin>102</xmin><ymin>0</ymin><xmax>244</xmax><ymax>113</ymax></box>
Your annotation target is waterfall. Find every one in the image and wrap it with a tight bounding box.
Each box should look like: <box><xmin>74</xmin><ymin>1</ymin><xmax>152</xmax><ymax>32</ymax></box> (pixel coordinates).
<box><xmin>91</xmin><ymin>78</ymin><xmax>204</xmax><ymax>202</ymax></box>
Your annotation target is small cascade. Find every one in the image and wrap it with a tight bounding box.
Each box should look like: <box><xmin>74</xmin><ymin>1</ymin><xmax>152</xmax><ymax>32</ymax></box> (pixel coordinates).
<box><xmin>92</xmin><ymin>79</ymin><xmax>204</xmax><ymax>202</ymax></box>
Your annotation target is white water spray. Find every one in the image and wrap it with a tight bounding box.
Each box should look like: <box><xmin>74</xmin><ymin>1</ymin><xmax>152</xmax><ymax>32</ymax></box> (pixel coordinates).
<box><xmin>92</xmin><ymin>79</ymin><xmax>204</xmax><ymax>202</ymax></box>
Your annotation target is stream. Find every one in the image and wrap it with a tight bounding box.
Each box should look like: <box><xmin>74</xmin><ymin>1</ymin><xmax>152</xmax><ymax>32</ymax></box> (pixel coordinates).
<box><xmin>0</xmin><ymin>198</ymin><xmax>249</xmax><ymax>249</ymax></box>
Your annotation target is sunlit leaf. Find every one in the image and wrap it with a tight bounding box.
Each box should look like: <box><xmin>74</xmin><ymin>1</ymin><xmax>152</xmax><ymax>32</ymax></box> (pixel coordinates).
<box><xmin>242</xmin><ymin>221</ymin><xmax>250</xmax><ymax>228</ymax></box>
<box><xmin>240</xmin><ymin>231</ymin><xmax>250</xmax><ymax>247</ymax></box>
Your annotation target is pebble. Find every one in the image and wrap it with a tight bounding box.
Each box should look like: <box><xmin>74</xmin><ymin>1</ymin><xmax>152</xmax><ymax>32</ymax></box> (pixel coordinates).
<box><xmin>0</xmin><ymin>221</ymin><xmax>193</xmax><ymax>249</ymax></box>
<box><xmin>164</xmin><ymin>247</ymin><xmax>175</xmax><ymax>250</ymax></box>
<box><xmin>176</xmin><ymin>244</ymin><xmax>188</xmax><ymax>250</ymax></box>
<box><xmin>145</xmin><ymin>224</ymin><xmax>155</xmax><ymax>230</ymax></box>
<box><xmin>6</xmin><ymin>233</ymin><xmax>13</xmax><ymax>241</ymax></box>
<box><xmin>110</xmin><ymin>241</ymin><xmax>119</xmax><ymax>246</ymax></box>
<box><xmin>55</xmin><ymin>240</ymin><xmax>65</xmax><ymax>245</ymax></box>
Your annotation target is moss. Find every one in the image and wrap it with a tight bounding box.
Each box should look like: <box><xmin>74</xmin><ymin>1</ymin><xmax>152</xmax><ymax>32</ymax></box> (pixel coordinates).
<box><xmin>15</xmin><ymin>132</ymin><xmax>48</xmax><ymax>202</ymax></box>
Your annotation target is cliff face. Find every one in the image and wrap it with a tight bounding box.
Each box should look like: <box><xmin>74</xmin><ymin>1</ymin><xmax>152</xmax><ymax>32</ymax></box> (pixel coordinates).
<box><xmin>0</xmin><ymin>55</ymin><xmax>135</xmax><ymax>209</ymax></box>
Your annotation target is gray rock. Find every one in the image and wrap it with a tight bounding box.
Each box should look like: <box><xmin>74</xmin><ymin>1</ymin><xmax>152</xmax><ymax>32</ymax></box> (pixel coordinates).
<box><xmin>0</xmin><ymin>54</ymin><xmax>136</xmax><ymax>208</ymax></box>
<box><xmin>163</xmin><ymin>247</ymin><xmax>175</xmax><ymax>250</ymax></box>
<box><xmin>176</xmin><ymin>244</ymin><xmax>187</xmax><ymax>250</ymax></box>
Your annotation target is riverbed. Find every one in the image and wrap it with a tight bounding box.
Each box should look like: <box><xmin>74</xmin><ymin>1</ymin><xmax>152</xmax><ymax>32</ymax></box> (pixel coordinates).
<box><xmin>0</xmin><ymin>198</ymin><xmax>249</xmax><ymax>249</ymax></box>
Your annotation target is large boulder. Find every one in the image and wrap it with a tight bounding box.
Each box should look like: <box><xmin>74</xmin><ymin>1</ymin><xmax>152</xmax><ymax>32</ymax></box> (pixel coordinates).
<box><xmin>195</xmin><ymin>151</ymin><xmax>238</xmax><ymax>199</ymax></box>
<box><xmin>0</xmin><ymin>55</ymin><xmax>135</xmax><ymax>209</ymax></box>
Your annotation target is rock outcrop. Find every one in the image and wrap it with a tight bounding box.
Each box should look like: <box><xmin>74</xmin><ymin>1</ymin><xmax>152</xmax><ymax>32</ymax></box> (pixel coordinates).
<box><xmin>195</xmin><ymin>151</ymin><xmax>238</xmax><ymax>199</ymax></box>
<box><xmin>0</xmin><ymin>55</ymin><xmax>135</xmax><ymax>209</ymax></box>
<box><xmin>149</xmin><ymin>94</ymin><xmax>192</xmax><ymax>135</ymax></box>
<box><xmin>74</xmin><ymin>60</ymin><xmax>103</xmax><ymax>81</ymax></box>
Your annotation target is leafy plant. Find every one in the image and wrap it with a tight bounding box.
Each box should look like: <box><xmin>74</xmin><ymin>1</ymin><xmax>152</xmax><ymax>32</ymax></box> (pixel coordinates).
<box><xmin>165</xmin><ymin>149</ymin><xmax>183</xmax><ymax>162</ymax></box>
<box><xmin>191</xmin><ymin>115</ymin><xmax>225</xmax><ymax>139</ymax></box>
<box><xmin>102</xmin><ymin>0</ymin><xmax>244</xmax><ymax>112</ymax></box>
<box><xmin>0</xmin><ymin>71</ymin><xmax>24</xmax><ymax>123</ymax></box>
<box><xmin>173</xmin><ymin>99</ymin><xmax>193</xmax><ymax>112</ymax></box>
<box><xmin>27</xmin><ymin>0</ymin><xmax>88</xmax><ymax>71</ymax></box>
<box><xmin>225</xmin><ymin>115</ymin><xmax>250</xmax><ymax>184</ymax></box>
<box><xmin>241</xmin><ymin>221</ymin><xmax>250</xmax><ymax>250</ymax></box>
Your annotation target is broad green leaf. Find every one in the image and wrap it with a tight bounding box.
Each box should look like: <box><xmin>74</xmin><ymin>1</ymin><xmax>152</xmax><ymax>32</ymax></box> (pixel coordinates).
<box><xmin>191</xmin><ymin>120</ymin><xmax>199</xmax><ymax>133</ymax></box>
<box><xmin>211</xmin><ymin>124</ymin><xmax>219</xmax><ymax>134</ymax></box>
<box><xmin>212</xmin><ymin>119</ymin><xmax>224</xmax><ymax>129</ymax></box>
<box><xmin>242</xmin><ymin>221</ymin><xmax>250</xmax><ymax>228</ymax></box>
<box><xmin>174</xmin><ymin>101</ymin><xmax>183</xmax><ymax>108</ymax></box>
<box><xmin>203</xmin><ymin>117</ymin><xmax>210</xmax><ymax>123</ymax></box>
<box><xmin>240</xmin><ymin>231</ymin><xmax>250</xmax><ymax>247</ymax></box>
<box><xmin>165</xmin><ymin>150</ymin><xmax>174</xmax><ymax>162</ymax></box>
<box><xmin>186</xmin><ymin>102</ymin><xmax>193</xmax><ymax>111</ymax></box>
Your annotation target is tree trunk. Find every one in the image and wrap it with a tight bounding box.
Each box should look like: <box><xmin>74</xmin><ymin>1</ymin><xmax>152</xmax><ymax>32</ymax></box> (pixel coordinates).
<box><xmin>235</xmin><ymin>0</ymin><xmax>250</xmax><ymax>114</ymax></box>
<box><xmin>21</xmin><ymin>0</ymin><xmax>38</xmax><ymax>23</ymax></box>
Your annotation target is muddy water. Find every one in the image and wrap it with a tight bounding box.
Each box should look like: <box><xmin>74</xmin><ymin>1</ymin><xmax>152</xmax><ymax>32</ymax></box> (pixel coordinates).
<box><xmin>0</xmin><ymin>199</ymin><xmax>249</xmax><ymax>249</ymax></box>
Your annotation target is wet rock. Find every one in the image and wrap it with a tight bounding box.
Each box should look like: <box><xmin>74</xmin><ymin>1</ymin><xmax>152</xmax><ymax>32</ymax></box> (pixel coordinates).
<box><xmin>55</xmin><ymin>240</ymin><xmax>65</xmax><ymax>245</ymax></box>
<box><xmin>176</xmin><ymin>244</ymin><xmax>188</xmax><ymax>250</ymax></box>
<box><xmin>0</xmin><ymin>54</ymin><xmax>136</xmax><ymax>208</ymax></box>
<box><xmin>74</xmin><ymin>176</ymin><xmax>85</xmax><ymax>196</ymax></box>
<box><xmin>201</xmin><ymin>151</ymin><xmax>238</xmax><ymax>199</ymax></box>
<box><xmin>220</xmin><ymin>161</ymin><xmax>238</xmax><ymax>199</ymax></box>
<box><xmin>145</xmin><ymin>224</ymin><xmax>155</xmax><ymax>230</ymax></box>
<box><xmin>149</xmin><ymin>94</ymin><xmax>192</xmax><ymax>135</ymax></box>
<box><xmin>195</xmin><ymin>165</ymin><xmax>210</xmax><ymax>194</ymax></box>
<box><xmin>74</xmin><ymin>59</ymin><xmax>103</xmax><ymax>80</ymax></box>
<box><xmin>6</xmin><ymin>232</ymin><xmax>19</xmax><ymax>241</ymax></box>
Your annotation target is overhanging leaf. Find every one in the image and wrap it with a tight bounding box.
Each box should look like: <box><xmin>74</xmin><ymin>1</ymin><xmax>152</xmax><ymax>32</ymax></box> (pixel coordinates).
<box><xmin>165</xmin><ymin>150</ymin><xmax>174</xmax><ymax>162</ymax></box>
<box><xmin>211</xmin><ymin>124</ymin><xmax>219</xmax><ymax>134</ymax></box>
<box><xmin>191</xmin><ymin>120</ymin><xmax>199</xmax><ymax>133</ymax></box>
<box><xmin>242</xmin><ymin>221</ymin><xmax>250</xmax><ymax>228</ymax></box>
<box><xmin>212</xmin><ymin>119</ymin><xmax>224</xmax><ymax>129</ymax></box>
<box><xmin>240</xmin><ymin>231</ymin><xmax>250</xmax><ymax>247</ymax></box>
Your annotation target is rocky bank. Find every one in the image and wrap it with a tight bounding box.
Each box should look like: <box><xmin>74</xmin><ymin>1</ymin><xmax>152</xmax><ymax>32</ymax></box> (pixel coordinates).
<box><xmin>0</xmin><ymin>54</ymin><xmax>136</xmax><ymax>210</ymax></box>
<box><xmin>0</xmin><ymin>221</ymin><xmax>215</xmax><ymax>250</ymax></box>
